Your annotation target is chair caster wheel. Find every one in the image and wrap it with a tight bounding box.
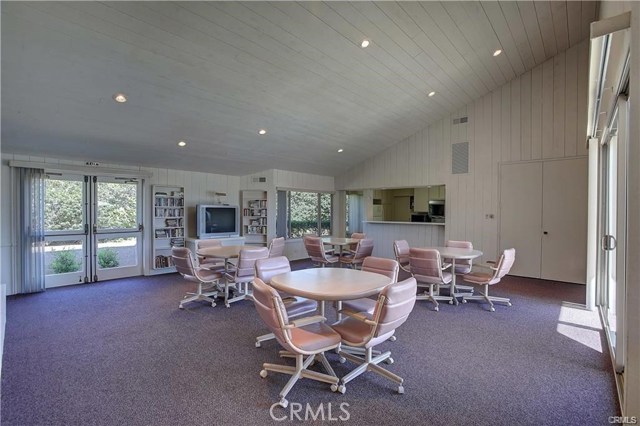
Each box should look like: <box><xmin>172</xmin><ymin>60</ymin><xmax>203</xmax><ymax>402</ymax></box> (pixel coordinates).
<box><xmin>462</xmin><ymin>299</ymin><xmax>467</xmax><ymax>304</ymax></box>
<box><xmin>255</xmin><ymin>341</ymin><xmax>261</xmax><ymax>348</ymax></box>
<box><xmin>211</xmin><ymin>303</ymin><xmax>216</xmax><ymax>307</ymax></box>
<box><xmin>385</xmin><ymin>357</ymin><xmax>394</xmax><ymax>365</ymax></box>
<box><xmin>434</xmin><ymin>307</ymin><xmax>439</xmax><ymax>312</ymax></box>
<box><xmin>331</xmin><ymin>384</ymin><xmax>338</xmax><ymax>392</ymax></box>
<box><xmin>389</xmin><ymin>335</ymin><xmax>397</xmax><ymax>342</ymax></box>
<box><xmin>179</xmin><ymin>305</ymin><xmax>184</xmax><ymax>309</ymax></box>
<box><xmin>225</xmin><ymin>304</ymin><xmax>230</xmax><ymax>308</ymax></box>
<box><xmin>398</xmin><ymin>385</ymin><xmax>405</xmax><ymax>394</ymax></box>
<box><xmin>278</xmin><ymin>398</ymin><xmax>288</xmax><ymax>408</ymax></box>
<box><xmin>337</xmin><ymin>385</ymin><xmax>346</xmax><ymax>394</ymax></box>
<box><xmin>260</xmin><ymin>369</ymin><xmax>268</xmax><ymax>378</ymax></box>
<box><xmin>339</xmin><ymin>357</ymin><xmax>346</xmax><ymax>364</ymax></box>
<box><xmin>449</xmin><ymin>300</ymin><xmax>454</xmax><ymax>305</ymax></box>
<box><xmin>490</xmin><ymin>307</ymin><xmax>496</xmax><ymax>312</ymax></box>
<box><xmin>507</xmin><ymin>302</ymin><xmax>512</xmax><ymax>307</ymax></box>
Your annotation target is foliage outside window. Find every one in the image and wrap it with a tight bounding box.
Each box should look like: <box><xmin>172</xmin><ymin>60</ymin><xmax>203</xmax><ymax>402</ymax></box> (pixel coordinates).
<box><xmin>282</xmin><ymin>191</ymin><xmax>333</xmax><ymax>238</ymax></box>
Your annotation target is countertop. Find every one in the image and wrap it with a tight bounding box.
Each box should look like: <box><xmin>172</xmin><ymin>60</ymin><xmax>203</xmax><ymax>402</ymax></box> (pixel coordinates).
<box><xmin>364</xmin><ymin>221</ymin><xmax>446</xmax><ymax>226</ymax></box>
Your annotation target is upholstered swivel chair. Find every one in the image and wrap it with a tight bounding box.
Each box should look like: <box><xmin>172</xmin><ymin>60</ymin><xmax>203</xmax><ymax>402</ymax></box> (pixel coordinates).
<box><xmin>268</xmin><ymin>237</ymin><xmax>285</xmax><ymax>258</ymax></box>
<box><xmin>409</xmin><ymin>248</ymin><xmax>454</xmax><ymax>311</ymax></box>
<box><xmin>254</xmin><ymin>256</ymin><xmax>318</xmax><ymax>347</ymax></box>
<box><xmin>223</xmin><ymin>247</ymin><xmax>269</xmax><ymax>308</ymax></box>
<box><xmin>393</xmin><ymin>240</ymin><xmax>411</xmax><ymax>273</ymax></box>
<box><xmin>196</xmin><ymin>239</ymin><xmax>226</xmax><ymax>270</ymax></box>
<box><xmin>303</xmin><ymin>236</ymin><xmax>339</xmax><ymax>267</ymax></box>
<box><xmin>339</xmin><ymin>238</ymin><xmax>374</xmax><ymax>269</ymax></box>
<box><xmin>172</xmin><ymin>247</ymin><xmax>222</xmax><ymax>309</ymax></box>
<box><xmin>348</xmin><ymin>232</ymin><xmax>366</xmax><ymax>251</ymax></box>
<box><xmin>461</xmin><ymin>248</ymin><xmax>516</xmax><ymax>311</ymax></box>
<box><xmin>443</xmin><ymin>240</ymin><xmax>475</xmax><ymax>292</ymax></box>
<box><xmin>331</xmin><ymin>277</ymin><xmax>417</xmax><ymax>394</ymax></box>
<box><xmin>341</xmin><ymin>257</ymin><xmax>399</xmax><ymax>315</ymax></box>
<box><xmin>253</xmin><ymin>278</ymin><xmax>341</xmax><ymax>408</ymax></box>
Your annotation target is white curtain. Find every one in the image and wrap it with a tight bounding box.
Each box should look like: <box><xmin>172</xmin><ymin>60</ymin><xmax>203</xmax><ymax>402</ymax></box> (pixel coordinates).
<box><xmin>15</xmin><ymin>167</ymin><xmax>46</xmax><ymax>294</ymax></box>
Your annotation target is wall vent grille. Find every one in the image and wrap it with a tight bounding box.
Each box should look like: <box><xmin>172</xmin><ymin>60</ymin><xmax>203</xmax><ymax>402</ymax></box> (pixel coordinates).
<box><xmin>452</xmin><ymin>142</ymin><xmax>469</xmax><ymax>174</ymax></box>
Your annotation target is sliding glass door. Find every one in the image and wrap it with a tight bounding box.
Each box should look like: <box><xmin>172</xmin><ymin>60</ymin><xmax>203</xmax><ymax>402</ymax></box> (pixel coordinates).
<box><xmin>597</xmin><ymin>97</ymin><xmax>628</xmax><ymax>372</ymax></box>
<box><xmin>44</xmin><ymin>174</ymin><xmax>143</xmax><ymax>287</ymax></box>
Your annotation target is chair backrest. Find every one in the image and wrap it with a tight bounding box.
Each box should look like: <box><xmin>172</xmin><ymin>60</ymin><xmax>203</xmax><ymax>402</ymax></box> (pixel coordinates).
<box><xmin>304</xmin><ymin>236</ymin><xmax>328</xmax><ymax>263</ymax></box>
<box><xmin>252</xmin><ymin>278</ymin><xmax>293</xmax><ymax>351</ymax></box>
<box><xmin>409</xmin><ymin>248</ymin><xmax>445</xmax><ymax>282</ymax></box>
<box><xmin>197</xmin><ymin>239</ymin><xmax>222</xmax><ymax>249</ymax></box>
<box><xmin>350</xmin><ymin>232</ymin><xmax>366</xmax><ymax>240</ymax></box>
<box><xmin>490</xmin><ymin>248</ymin><xmax>516</xmax><ymax>283</ymax></box>
<box><xmin>351</xmin><ymin>238</ymin><xmax>374</xmax><ymax>261</ymax></box>
<box><xmin>172</xmin><ymin>247</ymin><xmax>196</xmax><ymax>277</ymax></box>
<box><xmin>268</xmin><ymin>237</ymin><xmax>285</xmax><ymax>258</ymax></box>
<box><xmin>255</xmin><ymin>256</ymin><xmax>291</xmax><ymax>284</ymax></box>
<box><xmin>393</xmin><ymin>240</ymin><xmax>411</xmax><ymax>267</ymax></box>
<box><xmin>372</xmin><ymin>278</ymin><xmax>417</xmax><ymax>338</ymax></box>
<box><xmin>235</xmin><ymin>247</ymin><xmax>270</xmax><ymax>280</ymax></box>
<box><xmin>445</xmin><ymin>240</ymin><xmax>473</xmax><ymax>268</ymax></box>
<box><xmin>362</xmin><ymin>257</ymin><xmax>399</xmax><ymax>282</ymax></box>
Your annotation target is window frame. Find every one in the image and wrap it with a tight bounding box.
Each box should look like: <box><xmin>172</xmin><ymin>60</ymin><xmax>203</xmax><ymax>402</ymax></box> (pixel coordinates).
<box><xmin>277</xmin><ymin>189</ymin><xmax>333</xmax><ymax>239</ymax></box>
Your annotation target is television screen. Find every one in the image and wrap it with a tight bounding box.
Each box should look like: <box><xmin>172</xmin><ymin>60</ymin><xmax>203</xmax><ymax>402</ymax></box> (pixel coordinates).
<box><xmin>204</xmin><ymin>207</ymin><xmax>236</xmax><ymax>233</ymax></box>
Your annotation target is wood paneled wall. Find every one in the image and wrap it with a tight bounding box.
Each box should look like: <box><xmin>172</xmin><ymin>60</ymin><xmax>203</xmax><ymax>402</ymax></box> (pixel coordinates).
<box><xmin>337</xmin><ymin>40</ymin><xmax>589</xmax><ymax>262</ymax></box>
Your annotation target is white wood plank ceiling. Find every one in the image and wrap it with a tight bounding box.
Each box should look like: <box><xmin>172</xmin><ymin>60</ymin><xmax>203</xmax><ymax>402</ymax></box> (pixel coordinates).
<box><xmin>1</xmin><ymin>1</ymin><xmax>598</xmax><ymax>176</ymax></box>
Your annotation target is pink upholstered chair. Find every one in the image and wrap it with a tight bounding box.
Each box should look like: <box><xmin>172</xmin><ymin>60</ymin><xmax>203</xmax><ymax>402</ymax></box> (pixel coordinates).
<box><xmin>196</xmin><ymin>239</ymin><xmax>226</xmax><ymax>270</ymax></box>
<box><xmin>331</xmin><ymin>277</ymin><xmax>417</xmax><ymax>394</ymax></box>
<box><xmin>172</xmin><ymin>247</ymin><xmax>222</xmax><ymax>309</ymax></box>
<box><xmin>341</xmin><ymin>257</ymin><xmax>399</xmax><ymax>315</ymax></box>
<box><xmin>253</xmin><ymin>278</ymin><xmax>341</xmax><ymax>408</ymax></box>
<box><xmin>254</xmin><ymin>256</ymin><xmax>318</xmax><ymax>347</ymax></box>
<box><xmin>223</xmin><ymin>247</ymin><xmax>269</xmax><ymax>308</ymax></box>
<box><xmin>409</xmin><ymin>248</ymin><xmax>453</xmax><ymax>311</ymax></box>
<box><xmin>339</xmin><ymin>238</ymin><xmax>374</xmax><ymax>269</ymax></box>
<box><xmin>443</xmin><ymin>240</ymin><xmax>475</xmax><ymax>292</ymax></box>
<box><xmin>393</xmin><ymin>240</ymin><xmax>411</xmax><ymax>273</ymax></box>
<box><xmin>268</xmin><ymin>237</ymin><xmax>285</xmax><ymax>258</ymax></box>
<box><xmin>303</xmin><ymin>236</ymin><xmax>339</xmax><ymax>267</ymax></box>
<box><xmin>461</xmin><ymin>248</ymin><xmax>516</xmax><ymax>311</ymax></box>
<box><xmin>348</xmin><ymin>232</ymin><xmax>366</xmax><ymax>251</ymax></box>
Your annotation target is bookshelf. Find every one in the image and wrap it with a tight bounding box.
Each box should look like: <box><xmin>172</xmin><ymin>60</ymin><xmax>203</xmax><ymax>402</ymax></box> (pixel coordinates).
<box><xmin>241</xmin><ymin>190</ymin><xmax>268</xmax><ymax>246</ymax></box>
<box><xmin>152</xmin><ymin>185</ymin><xmax>185</xmax><ymax>272</ymax></box>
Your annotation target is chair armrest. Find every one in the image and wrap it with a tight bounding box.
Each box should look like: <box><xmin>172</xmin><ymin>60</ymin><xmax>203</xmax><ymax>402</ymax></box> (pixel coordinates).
<box><xmin>339</xmin><ymin>309</ymin><xmax>377</xmax><ymax>326</ymax></box>
<box><xmin>441</xmin><ymin>262</ymin><xmax>452</xmax><ymax>270</ymax></box>
<box><xmin>287</xmin><ymin>315</ymin><xmax>327</xmax><ymax>328</ymax></box>
<box><xmin>474</xmin><ymin>263</ymin><xmax>498</xmax><ymax>271</ymax></box>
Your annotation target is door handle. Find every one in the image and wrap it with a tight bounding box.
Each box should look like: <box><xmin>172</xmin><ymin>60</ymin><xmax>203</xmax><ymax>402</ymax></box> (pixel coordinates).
<box><xmin>602</xmin><ymin>235</ymin><xmax>617</xmax><ymax>250</ymax></box>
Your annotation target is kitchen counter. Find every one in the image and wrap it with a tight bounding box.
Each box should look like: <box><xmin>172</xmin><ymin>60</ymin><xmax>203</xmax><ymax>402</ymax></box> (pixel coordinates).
<box><xmin>364</xmin><ymin>221</ymin><xmax>445</xmax><ymax>226</ymax></box>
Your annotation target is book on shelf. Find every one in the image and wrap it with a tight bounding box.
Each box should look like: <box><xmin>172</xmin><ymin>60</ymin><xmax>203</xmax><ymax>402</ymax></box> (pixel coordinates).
<box><xmin>155</xmin><ymin>255</ymin><xmax>173</xmax><ymax>269</ymax></box>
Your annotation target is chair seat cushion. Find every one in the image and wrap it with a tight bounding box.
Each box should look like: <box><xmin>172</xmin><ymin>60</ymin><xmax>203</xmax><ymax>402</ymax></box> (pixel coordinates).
<box><xmin>341</xmin><ymin>298</ymin><xmax>376</xmax><ymax>314</ymax></box>
<box><xmin>461</xmin><ymin>271</ymin><xmax>493</xmax><ymax>284</ymax></box>
<box><xmin>413</xmin><ymin>271</ymin><xmax>452</xmax><ymax>285</ymax></box>
<box><xmin>289</xmin><ymin>322</ymin><xmax>341</xmax><ymax>352</ymax></box>
<box><xmin>282</xmin><ymin>297</ymin><xmax>318</xmax><ymax>317</ymax></box>
<box><xmin>331</xmin><ymin>316</ymin><xmax>374</xmax><ymax>346</ymax></box>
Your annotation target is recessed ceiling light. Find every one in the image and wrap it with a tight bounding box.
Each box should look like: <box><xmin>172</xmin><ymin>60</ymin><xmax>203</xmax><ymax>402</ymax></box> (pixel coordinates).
<box><xmin>360</xmin><ymin>39</ymin><xmax>370</xmax><ymax>48</ymax></box>
<box><xmin>177</xmin><ymin>141</ymin><xmax>186</xmax><ymax>147</ymax></box>
<box><xmin>258</xmin><ymin>129</ymin><xmax>267</xmax><ymax>135</ymax></box>
<box><xmin>428</xmin><ymin>91</ymin><xmax>436</xmax><ymax>97</ymax></box>
<box><xmin>338</xmin><ymin>149</ymin><xmax>344</xmax><ymax>153</ymax></box>
<box><xmin>112</xmin><ymin>93</ymin><xmax>127</xmax><ymax>103</ymax></box>
<box><xmin>493</xmin><ymin>49</ymin><xmax>502</xmax><ymax>57</ymax></box>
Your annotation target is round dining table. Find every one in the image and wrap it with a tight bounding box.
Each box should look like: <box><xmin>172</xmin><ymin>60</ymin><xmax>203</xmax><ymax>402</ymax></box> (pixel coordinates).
<box><xmin>321</xmin><ymin>237</ymin><xmax>360</xmax><ymax>257</ymax></box>
<box><xmin>427</xmin><ymin>246</ymin><xmax>483</xmax><ymax>304</ymax></box>
<box><xmin>196</xmin><ymin>245</ymin><xmax>263</xmax><ymax>277</ymax></box>
<box><xmin>270</xmin><ymin>268</ymin><xmax>392</xmax><ymax>317</ymax></box>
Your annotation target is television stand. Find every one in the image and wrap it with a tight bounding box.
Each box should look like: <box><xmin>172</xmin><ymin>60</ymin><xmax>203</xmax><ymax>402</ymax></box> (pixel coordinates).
<box><xmin>185</xmin><ymin>236</ymin><xmax>245</xmax><ymax>254</ymax></box>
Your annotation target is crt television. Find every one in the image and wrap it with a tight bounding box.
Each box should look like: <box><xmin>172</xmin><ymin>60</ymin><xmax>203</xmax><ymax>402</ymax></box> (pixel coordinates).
<box><xmin>196</xmin><ymin>205</ymin><xmax>240</xmax><ymax>238</ymax></box>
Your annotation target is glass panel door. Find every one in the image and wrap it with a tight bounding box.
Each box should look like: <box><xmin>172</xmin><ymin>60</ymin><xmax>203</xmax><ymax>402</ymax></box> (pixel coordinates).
<box><xmin>44</xmin><ymin>174</ymin><xmax>88</xmax><ymax>287</ymax></box>
<box><xmin>91</xmin><ymin>177</ymin><xmax>142</xmax><ymax>281</ymax></box>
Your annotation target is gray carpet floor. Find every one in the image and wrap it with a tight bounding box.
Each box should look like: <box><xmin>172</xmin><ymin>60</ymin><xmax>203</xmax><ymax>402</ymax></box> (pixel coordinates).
<box><xmin>1</xmin><ymin>261</ymin><xmax>619</xmax><ymax>425</ymax></box>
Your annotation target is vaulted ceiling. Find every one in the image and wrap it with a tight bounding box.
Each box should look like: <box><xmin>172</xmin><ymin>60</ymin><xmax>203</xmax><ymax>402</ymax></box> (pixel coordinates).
<box><xmin>1</xmin><ymin>1</ymin><xmax>598</xmax><ymax>176</ymax></box>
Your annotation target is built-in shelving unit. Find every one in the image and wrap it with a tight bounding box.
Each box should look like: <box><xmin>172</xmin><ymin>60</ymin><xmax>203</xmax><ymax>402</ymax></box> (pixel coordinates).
<box><xmin>152</xmin><ymin>185</ymin><xmax>185</xmax><ymax>272</ymax></box>
<box><xmin>241</xmin><ymin>190</ymin><xmax>268</xmax><ymax>246</ymax></box>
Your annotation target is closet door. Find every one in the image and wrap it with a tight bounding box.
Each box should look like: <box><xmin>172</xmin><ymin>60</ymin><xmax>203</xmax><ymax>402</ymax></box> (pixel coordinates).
<box><xmin>499</xmin><ymin>162</ymin><xmax>543</xmax><ymax>278</ymax></box>
<box><xmin>541</xmin><ymin>158</ymin><xmax>588</xmax><ymax>284</ymax></box>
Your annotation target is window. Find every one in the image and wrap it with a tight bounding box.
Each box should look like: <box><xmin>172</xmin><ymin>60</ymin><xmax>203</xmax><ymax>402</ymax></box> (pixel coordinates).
<box><xmin>277</xmin><ymin>190</ymin><xmax>333</xmax><ymax>238</ymax></box>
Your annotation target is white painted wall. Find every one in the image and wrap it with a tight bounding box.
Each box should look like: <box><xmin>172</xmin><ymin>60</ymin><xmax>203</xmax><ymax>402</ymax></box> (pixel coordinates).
<box><xmin>337</xmin><ymin>40</ymin><xmax>589</xmax><ymax>263</ymax></box>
